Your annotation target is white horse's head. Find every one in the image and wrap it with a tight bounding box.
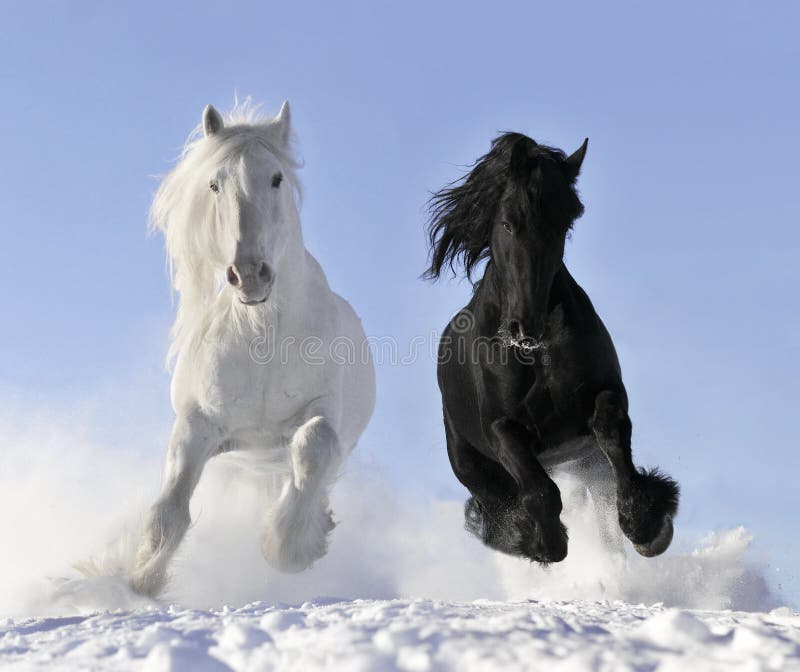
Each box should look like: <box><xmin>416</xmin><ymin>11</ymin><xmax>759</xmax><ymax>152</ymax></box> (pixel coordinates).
<box><xmin>201</xmin><ymin>102</ymin><xmax>295</xmax><ymax>305</ymax></box>
<box><xmin>151</xmin><ymin>100</ymin><xmax>302</xmax><ymax>362</ymax></box>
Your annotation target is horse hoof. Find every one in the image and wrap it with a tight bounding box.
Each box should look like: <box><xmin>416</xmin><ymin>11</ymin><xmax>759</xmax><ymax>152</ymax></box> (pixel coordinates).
<box><xmin>633</xmin><ymin>516</ymin><xmax>673</xmax><ymax>558</ymax></box>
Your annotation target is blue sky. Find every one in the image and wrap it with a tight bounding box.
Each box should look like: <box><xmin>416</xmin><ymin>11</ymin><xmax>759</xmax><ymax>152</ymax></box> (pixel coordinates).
<box><xmin>1</xmin><ymin>2</ymin><xmax>798</xmax><ymax>601</ymax></box>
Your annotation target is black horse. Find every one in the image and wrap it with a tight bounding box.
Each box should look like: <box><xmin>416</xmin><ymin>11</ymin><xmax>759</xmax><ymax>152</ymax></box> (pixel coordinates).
<box><xmin>425</xmin><ymin>133</ymin><xmax>679</xmax><ymax>563</ymax></box>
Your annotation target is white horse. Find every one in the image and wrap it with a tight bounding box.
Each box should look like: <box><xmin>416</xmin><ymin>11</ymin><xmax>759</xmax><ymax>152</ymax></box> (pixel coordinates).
<box><xmin>131</xmin><ymin>100</ymin><xmax>375</xmax><ymax>597</ymax></box>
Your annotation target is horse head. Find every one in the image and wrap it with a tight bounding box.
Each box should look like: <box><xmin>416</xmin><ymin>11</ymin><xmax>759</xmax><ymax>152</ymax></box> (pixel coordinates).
<box><xmin>201</xmin><ymin>102</ymin><xmax>294</xmax><ymax>306</ymax></box>
<box><xmin>426</xmin><ymin>132</ymin><xmax>587</xmax><ymax>348</ymax></box>
<box><xmin>491</xmin><ymin>135</ymin><xmax>587</xmax><ymax>346</ymax></box>
<box><xmin>150</xmin><ymin>99</ymin><xmax>303</xmax><ymax>366</ymax></box>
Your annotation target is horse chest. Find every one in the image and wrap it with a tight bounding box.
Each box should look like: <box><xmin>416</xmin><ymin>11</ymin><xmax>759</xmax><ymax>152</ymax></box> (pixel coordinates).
<box><xmin>477</xmin><ymin>336</ymin><xmax>585</xmax><ymax>432</ymax></box>
<box><xmin>176</xmin><ymin>335</ymin><xmax>321</xmax><ymax>431</ymax></box>
<box><xmin>527</xmin><ymin>340</ymin><xmax>587</xmax><ymax>409</ymax></box>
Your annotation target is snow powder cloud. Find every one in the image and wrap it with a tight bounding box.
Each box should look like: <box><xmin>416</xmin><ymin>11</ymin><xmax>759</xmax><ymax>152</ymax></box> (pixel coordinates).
<box><xmin>0</xmin><ymin>400</ymin><xmax>780</xmax><ymax>617</ymax></box>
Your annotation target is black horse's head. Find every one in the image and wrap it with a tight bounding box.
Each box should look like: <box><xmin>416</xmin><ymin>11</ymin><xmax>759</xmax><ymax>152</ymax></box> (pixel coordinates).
<box><xmin>425</xmin><ymin>132</ymin><xmax>587</xmax><ymax>344</ymax></box>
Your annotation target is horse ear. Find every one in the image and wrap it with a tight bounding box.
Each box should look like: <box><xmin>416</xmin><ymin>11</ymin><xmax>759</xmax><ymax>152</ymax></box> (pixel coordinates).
<box><xmin>274</xmin><ymin>100</ymin><xmax>291</xmax><ymax>145</ymax></box>
<box><xmin>202</xmin><ymin>104</ymin><xmax>224</xmax><ymax>137</ymax></box>
<box><xmin>565</xmin><ymin>138</ymin><xmax>588</xmax><ymax>178</ymax></box>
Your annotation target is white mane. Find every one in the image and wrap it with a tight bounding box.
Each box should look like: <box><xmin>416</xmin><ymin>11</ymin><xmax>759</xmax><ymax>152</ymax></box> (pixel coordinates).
<box><xmin>149</xmin><ymin>99</ymin><xmax>302</xmax><ymax>368</ymax></box>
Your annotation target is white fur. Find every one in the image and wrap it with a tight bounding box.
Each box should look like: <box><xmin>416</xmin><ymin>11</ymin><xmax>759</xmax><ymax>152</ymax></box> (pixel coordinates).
<box><xmin>131</xmin><ymin>99</ymin><xmax>375</xmax><ymax>597</ymax></box>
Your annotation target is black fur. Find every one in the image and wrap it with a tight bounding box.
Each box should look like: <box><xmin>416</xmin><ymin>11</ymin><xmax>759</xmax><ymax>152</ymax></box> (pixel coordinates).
<box><xmin>425</xmin><ymin>133</ymin><xmax>583</xmax><ymax>281</ymax></box>
<box><xmin>465</xmin><ymin>496</ymin><xmax>568</xmax><ymax>563</ymax></box>
<box><xmin>618</xmin><ymin>468</ymin><xmax>680</xmax><ymax>545</ymax></box>
<box><xmin>427</xmin><ymin>132</ymin><xmax>679</xmax><ymax>563</ymax></box>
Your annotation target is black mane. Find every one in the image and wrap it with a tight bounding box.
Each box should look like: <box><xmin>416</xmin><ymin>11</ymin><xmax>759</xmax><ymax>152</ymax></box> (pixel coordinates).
<box><xmin>424</xmin><ymin>132</ymin><xmax>584</xmax><ymax>280</ymax></box>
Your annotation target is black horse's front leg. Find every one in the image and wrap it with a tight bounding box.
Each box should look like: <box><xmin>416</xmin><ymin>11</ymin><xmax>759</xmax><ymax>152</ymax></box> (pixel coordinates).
<box><xmin>591</xmin><ymin>389</ymin><xmax>680</xmax><ymax>557</ymax></box>
<box><xmin>444</xmin><ymin>413</ymin><xmax>567</xmax><ymax>562</ymax></box>
<box><xmin>488</xmin><ymin>417</ymin><xmax>568</xmax><ymax>563</ymax></box>
<box><xmin>444</xmin><ymin>414</ymin><xmax>519</xmax><ymax>555</ymax></box>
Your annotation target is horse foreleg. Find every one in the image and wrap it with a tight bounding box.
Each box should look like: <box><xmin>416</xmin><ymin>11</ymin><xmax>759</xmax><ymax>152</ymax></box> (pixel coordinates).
<box><xmin>130</xmin><ymin>411</ymin><xmax>220</xmax><ymax>596</ymax></box>
<box><xmin>488</xmin><ymin>416</ymin><xmax>568</xmax><ymax>562</ymax></box>
<box><xmin>591</xmin><ymin>389</ymin><xmax>679</xmax><ymax>557</ymax></box>
<box><xmin>444</xmin><ymin>415</ymin><xmax>521</xmax><ymax>555</ymax></box>
<box><xmin>446</xmin><ymin>409</ymin><xmax>568</xmax><ymax>562</ymax></box>
<box><xmin>260</xmin><ymin>415</ymin><xmax>340</xmax><ymax>573</ymax></box>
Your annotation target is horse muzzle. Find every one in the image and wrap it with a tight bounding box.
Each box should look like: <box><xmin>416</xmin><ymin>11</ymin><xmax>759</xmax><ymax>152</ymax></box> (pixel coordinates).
<box><xmin>226</xmin><ymin>261</ymin><xmax>275</xmax><ymax>306</ymax></box>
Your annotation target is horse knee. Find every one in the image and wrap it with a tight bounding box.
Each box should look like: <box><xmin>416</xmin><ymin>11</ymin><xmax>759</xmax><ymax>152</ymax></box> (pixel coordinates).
<box><xmin>290</xmin><ymin>416</ymin><xmax>340</xmax><ymax>491</ymax></box>
<box><xmin>591</xmin><ymin>390</ymin><xmax>631</xmax><ymax>447</ymax></box>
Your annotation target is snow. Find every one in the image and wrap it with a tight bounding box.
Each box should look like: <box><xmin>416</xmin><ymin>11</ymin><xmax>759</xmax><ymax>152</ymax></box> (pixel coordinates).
<box><xmin>1</xmin><ymin>409</ymin><xmax>798</xmax><ymax>670</ymax></box>
<box><xmin>2</xmin><ymin>599</ymin><xmax>799</xmax><ymax>671</ymax></box>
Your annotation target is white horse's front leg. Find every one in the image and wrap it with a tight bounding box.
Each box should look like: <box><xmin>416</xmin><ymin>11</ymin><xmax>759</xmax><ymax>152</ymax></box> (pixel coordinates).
<box><xmin>261</xmin><ymin>415</ymin><xmax>342</xmax><ymax>573</ymax></box>
<box><xmin>130</xmin><ymin>410</ymin><xmax>221</xmax><ymax>596</ymax></box>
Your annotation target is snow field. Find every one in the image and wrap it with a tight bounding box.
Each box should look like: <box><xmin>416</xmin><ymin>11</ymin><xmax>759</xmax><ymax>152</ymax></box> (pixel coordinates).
<box><xmin>2</xmin><ymin>599</ymin><xmax>799</xmax><ymax>671</ymax></box>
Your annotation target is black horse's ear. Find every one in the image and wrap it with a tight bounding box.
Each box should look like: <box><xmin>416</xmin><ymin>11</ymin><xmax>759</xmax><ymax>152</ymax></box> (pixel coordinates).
<box><xmin>564</xmin><ymin>138</ymin><xmax>588</xmax><ymax>179</ymax></box>
<box><xmin>509</xmin><ymin>139</ymin><xmax>531</xmax><ymax>176</ymax></box>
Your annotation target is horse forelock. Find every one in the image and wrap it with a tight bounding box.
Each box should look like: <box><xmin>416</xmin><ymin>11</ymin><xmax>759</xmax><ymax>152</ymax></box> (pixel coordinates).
<box><xmin>425</xmin><ymin>132</ymin><xmax>582</xmax><ymax>281</ymax></box>
<box><xmin>150</xmin><ymin>100</ymin><xmax>301</xmax><ymax>368</ymax></box>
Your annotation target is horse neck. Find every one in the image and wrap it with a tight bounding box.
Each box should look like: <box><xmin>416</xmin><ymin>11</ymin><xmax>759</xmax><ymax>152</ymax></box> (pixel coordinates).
<box><xmin>471</xmin><ymin>260</ymin><xmax>569</xmax><ymax>327</ymax></box>
<box><xmin>470</xmin><ymin>262</ymin><xmax>504</xmax><ymax>331</ymax></box>
<box><xmin>270</xmin><ymin>208</ymin><xmax>308</xmax><ymax>306</ymax></box>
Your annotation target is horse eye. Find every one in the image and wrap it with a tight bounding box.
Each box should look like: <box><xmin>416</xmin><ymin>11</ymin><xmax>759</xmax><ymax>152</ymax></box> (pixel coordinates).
<box><xmin>503</xmin><ymin>221</ymin><xmax>513</xmax><ymax>234</ymax></box>
<box><xmin>271</xmin><ymin>172</ymin><xmax>283</xmax><ymax>188</ymax></box>
<box><xmin>209</xmin><ymin>181</ymin><xmax>219</xmax><ymax>193</ymax></box>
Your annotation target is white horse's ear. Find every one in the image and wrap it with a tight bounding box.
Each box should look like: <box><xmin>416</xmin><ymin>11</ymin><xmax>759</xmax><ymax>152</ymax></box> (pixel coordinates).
<box><xmin>274</xmin><ymin>100</ymin><xmax>291</xmax><ymax>145</ymax></box>
<box><xmin>203</xmin><ymin>104</ymin><xmax>224</xmax><ymax>137</ymax></box>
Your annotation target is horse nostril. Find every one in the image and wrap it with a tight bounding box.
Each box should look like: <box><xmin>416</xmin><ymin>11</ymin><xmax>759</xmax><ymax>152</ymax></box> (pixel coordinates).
<box><xmin>508</xmin><ymin>320</ymin><xmax>524</xmax><ymax>340</ymax></box>
<box><xmin>258</xmin><ymin>262</ymin><xmax>273</xmax><ymax>284</ymax></box>
<box><xmin>226</xmin><ymin>265</ymin><xmax>241</xmax><ymax>287</ymax></box>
